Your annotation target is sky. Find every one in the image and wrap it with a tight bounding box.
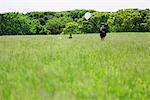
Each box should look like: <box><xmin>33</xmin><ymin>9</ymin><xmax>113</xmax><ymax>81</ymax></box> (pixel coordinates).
<box><xmin>0</xmin><ymin>0</ymin><xmax>150</xmax><ymax>13</ymax></box>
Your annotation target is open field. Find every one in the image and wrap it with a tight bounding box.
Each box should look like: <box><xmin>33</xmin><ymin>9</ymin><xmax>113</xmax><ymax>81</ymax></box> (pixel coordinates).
<box><xmin>0</xmin><ymin>33</ymin><xmax>150</xmax><ymax>100</ymax></box>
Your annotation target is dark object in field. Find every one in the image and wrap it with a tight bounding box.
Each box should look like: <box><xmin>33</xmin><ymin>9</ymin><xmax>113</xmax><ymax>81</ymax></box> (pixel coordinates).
<box><xmin>69</xmin><ymin>34</ymin><xmax>72</xmax><ymax>39</ymax></box>
<box><xmin>99</xmin><ymin>24</ymin><xmax>107</xmax><ymax>40</ymax></box>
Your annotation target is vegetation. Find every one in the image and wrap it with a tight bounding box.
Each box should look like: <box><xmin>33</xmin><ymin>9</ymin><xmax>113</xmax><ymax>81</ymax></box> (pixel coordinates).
<box><xmin>62</xmin><ymin>22</ymin><xmax>83</xmax><ymax>34</ymax></box>
<box><xmin>0</xmin><ymin>33</ymin><xmax>150</xmax><ymax>99</ymax></box>
<box><xmin>0</xmin><ymin>9</ymin><xmax>150</xmax><ymax>35</ymax></box>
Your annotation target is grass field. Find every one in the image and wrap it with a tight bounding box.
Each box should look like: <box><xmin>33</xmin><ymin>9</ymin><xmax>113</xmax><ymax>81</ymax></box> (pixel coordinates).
<box><xmin>0</xmin><ymin>33</ymin><xmax>150</xmax><ymax>100</ymax></box>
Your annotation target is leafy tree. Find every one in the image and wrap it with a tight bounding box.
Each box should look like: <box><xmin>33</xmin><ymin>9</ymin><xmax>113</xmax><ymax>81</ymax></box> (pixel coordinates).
<box><xmin>26</xmin><ymin>12</ymin><xmax>56</xmax><ymax>20</ymax></box>
<box><xmin>78</xmin><ymin>12</ymin><xmax>110</xmax><ymax>33</ymax></box>
<box><xmin>62</xmin><ymin>22</ymin><xmax>83</xmax><ymax>34</ymax></box>
<box><xmin>45</xmin><ymin>17</ymin><xmax>73</xmax><ymax>34</ymax></box>
<box><xmin>69</xmin><ymin>9</ymin><xmax>96</xmax><ymax>21</ymax></box>
<box><xmin>55</xmin><ymin>12</ymin><xmax>70</xmax><ymax>18</ymax></box>
<box><xmin>1</xmin><ymin>9</ymin><xmax>150</xmax><ymax>35</ymax></box>
<box><xmin>108</xmin><ymin>9</ymin><xmax>146</xmax><ymax>32</ymax></box>
<box><xmin>78</xmin><ymin>18</ymin><xmax>94</xmax><ymax>33</ymax></box>
<box><xmin>0</xmin><ymin>12</ymin><xmax>34</xmax><ymax>35</ymax></box>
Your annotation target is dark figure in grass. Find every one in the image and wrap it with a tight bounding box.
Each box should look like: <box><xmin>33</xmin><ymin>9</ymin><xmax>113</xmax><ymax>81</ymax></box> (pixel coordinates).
<box><xmin>99</xmin><ymin>23</ymin><xmax>107</xmax><ymax>40</ymax></box>
<box><xmin>69</xmin><ymin>33</ymin><xmax>72</xmax><ymax>39</ymax></box>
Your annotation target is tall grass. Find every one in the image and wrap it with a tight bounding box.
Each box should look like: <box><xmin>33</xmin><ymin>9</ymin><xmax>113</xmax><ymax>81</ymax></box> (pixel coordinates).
<box><xmin>0</xmin><ymin>33</ymin><xmax>150</xmax><ymax>100</ymax></box>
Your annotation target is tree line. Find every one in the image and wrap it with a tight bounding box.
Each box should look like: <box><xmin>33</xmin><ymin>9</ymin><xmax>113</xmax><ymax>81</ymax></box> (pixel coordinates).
<box><xmin>0</xmin><ymin>9</ymin><xmax>150</xmax><ymax>35</ymax></box>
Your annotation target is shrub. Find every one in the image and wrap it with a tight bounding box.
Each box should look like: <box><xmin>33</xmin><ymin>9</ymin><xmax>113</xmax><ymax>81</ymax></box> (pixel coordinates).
<box><xmin>61</xmin><ymin>22</ymin><xmax>83</xmax><ymax>34</ymax></box>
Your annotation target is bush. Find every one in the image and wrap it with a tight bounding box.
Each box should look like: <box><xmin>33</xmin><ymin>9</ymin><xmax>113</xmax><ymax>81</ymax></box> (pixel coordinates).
<box><xmin>45</xmin><ymin>17</ymin><xmax>73</xmax><ymax>34</ymax></box>
<box><xmin>61</xmin><ymin>22</ymin><xmax>83</xmax><ymax>34</ymax></box>
<box><xmin>0</xmin><ymin>13</ymin><xmax>34</xmax><ymax>35</ymax></box>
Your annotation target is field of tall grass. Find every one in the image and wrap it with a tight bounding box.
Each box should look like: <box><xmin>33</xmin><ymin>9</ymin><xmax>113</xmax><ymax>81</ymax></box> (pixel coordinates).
<box><xmin>0</xmin><ymin>33</ymin><xmax>150</xmax><ymax>100</ymax></box>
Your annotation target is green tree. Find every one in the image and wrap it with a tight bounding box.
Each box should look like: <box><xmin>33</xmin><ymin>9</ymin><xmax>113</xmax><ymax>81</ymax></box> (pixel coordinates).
<box><xmin>78</xmin><ymin>12</ymin><xmax>110</xmax><ymax>33</ymax></box>
<box><xmin>62</xmin><ymin>22</ymin><xmax>83</xmax><ymax>34</ymax></box>
<box><xmin>69</xmin><ymin>9</ymin><xmax>96</xmax><ymax>21</ymax></box>
<box><xmin>108</xmin><ymin>9</ymin><xmax>148</xmax><ymax>32</ymax></box>
<box><xmin>45</xmin><ymin>17</ymin><xmax>73</xmax><ymax>34</ymax></box>
<box><xmin>0</xmin><ymin>12</ymin><xmax>34</xmax><ymax>35</ymax></box>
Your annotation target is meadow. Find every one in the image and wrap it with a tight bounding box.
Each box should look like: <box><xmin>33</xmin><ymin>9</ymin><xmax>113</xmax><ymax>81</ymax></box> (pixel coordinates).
<box><xmin>0</xmin><ymin>33</ymin><xmax>150</xmax><ymax>100</ymax></box>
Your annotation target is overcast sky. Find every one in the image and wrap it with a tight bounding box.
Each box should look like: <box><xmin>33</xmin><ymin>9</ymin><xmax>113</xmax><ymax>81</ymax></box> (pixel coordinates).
<box><xmin>0</xmin><ymin>0</ymin><xmax>150</xmax><ymax>13</ymax></box>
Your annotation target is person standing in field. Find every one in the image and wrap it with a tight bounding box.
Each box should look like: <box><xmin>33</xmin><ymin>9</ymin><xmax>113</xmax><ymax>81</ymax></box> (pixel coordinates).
<box><xmin>69</xmin><ymin>33</ymin><xmax>72</xmax><ymax>39</ymax></box>
<box><xmin>99</xmin><ymin>23</ymin><xmax>107</xmax><ymax>40</ymax></box>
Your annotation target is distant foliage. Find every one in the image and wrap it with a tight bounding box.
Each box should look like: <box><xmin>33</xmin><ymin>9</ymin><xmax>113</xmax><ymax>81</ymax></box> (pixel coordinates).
<box><xmin>45</xmin><ymin>17</ymin><xmax>73</xmax><ymax>35</ymax></box>
<box><xmin>62</xmin><ymin>22</ymin><xmax>83</xmax><ymax>34</ymax></box>
<box><xmin>78</xmin><ymin>12</ymin><xmax>110</xmax><ymax>33</ymax></box>
<box><xmin>0</xmin><ymin>9</ymin><xmax>150</xmax><ymax>35</ymax></box>
<box><xmin>108</xmin><ymin>9</ymin><xmax>150</xmax><ymax>32</ymax></box>
<box><xmin>0</xmin><ymin>12</ymin><xmax>34</xmax><ymax>35</ymax></box>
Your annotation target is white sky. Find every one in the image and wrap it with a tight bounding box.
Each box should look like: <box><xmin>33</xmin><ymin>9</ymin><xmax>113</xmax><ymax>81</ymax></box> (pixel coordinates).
<box><xmin>0</xmin><ymin>0</ymin><xmax>150</xmax><ymax>13</ymax></box>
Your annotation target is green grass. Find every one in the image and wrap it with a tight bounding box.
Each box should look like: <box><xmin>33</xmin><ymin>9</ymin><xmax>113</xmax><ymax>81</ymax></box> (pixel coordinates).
<box><xmin>0</xmin><ymin>33</ymin><xmax>150</xmax><ymax>100</ymax></box>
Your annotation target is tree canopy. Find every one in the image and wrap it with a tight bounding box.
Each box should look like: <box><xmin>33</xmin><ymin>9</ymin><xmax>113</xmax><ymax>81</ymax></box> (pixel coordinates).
<box><xmin>0</xmin><ymin>9</ymin><xmax>150</xmax><ymax>35</ymax></box>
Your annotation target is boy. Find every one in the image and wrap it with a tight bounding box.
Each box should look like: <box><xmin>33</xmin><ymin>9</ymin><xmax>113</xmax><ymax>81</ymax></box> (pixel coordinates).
<box><xmin>99</xmin><ymin>23</ymin><xmax>107</xmax><ymax>40</ymax></box>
